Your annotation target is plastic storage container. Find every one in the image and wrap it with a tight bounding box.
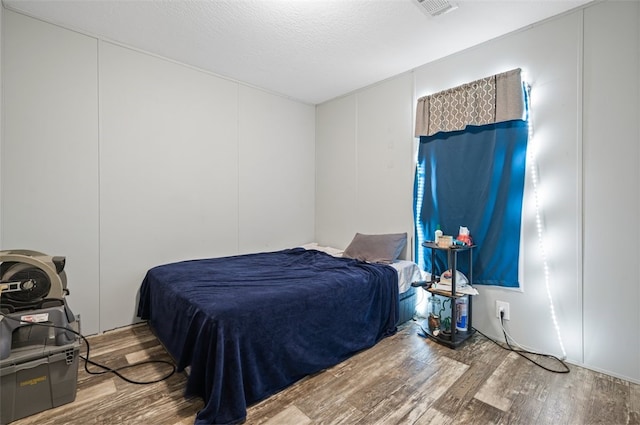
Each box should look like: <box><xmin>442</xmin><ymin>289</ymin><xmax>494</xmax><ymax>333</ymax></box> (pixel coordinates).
<box><xmin>0</xmin><ymin>339</ymin><xmax>80</xmax><ymax>424</ymax></box>
<box><xmin>397</xmin><ymin>286</ymin><xmax>417</xmax><ymax>325</ymax></box>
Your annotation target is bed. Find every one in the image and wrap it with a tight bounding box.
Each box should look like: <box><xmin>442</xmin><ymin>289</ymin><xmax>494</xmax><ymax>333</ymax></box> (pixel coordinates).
<box><xmin>137</xmin><ymin>234</ymin><xmax>422</xmax><ymax>424</ymax></box>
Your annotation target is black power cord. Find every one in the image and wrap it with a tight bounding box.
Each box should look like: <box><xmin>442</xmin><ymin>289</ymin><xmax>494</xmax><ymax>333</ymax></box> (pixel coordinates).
<box><xmin>472</xmin><ymin>311</ymin><xmax>570</xmax><ymax>374</ymax></box>
<box><xmin>0</xmin><ymin>312</ymin><xmax>176</xmax><ymax>384</ymax></box>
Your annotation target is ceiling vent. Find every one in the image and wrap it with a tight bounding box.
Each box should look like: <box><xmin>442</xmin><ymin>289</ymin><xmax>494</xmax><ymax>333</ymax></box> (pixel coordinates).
<box><xmin>415</xmin><ymin>0</ymin><xmax>458</xmax><ymax>17</ymax></box>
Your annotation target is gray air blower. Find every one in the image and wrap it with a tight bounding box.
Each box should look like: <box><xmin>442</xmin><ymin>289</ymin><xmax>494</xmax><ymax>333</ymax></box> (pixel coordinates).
<box><xmin>0</xmin><ymin>250</ymin><xmax>76</xmax><ymax>360</ymax></box>
<box><xmin>0</xmin><ymin>250</ymin><xmax>68</xmax><ymax>312</ymax></box>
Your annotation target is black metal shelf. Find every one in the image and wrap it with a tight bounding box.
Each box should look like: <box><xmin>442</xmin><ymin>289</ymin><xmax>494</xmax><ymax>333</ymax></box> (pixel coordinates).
<box><xmin>418</xmin><ymin>320</ymin><xmax>476</xmax><ymax>349</ymax></box>
<box><xmin>419</xmin><ymin>241</ymin><xmax>476</xmax><ymax>349</ymax></box>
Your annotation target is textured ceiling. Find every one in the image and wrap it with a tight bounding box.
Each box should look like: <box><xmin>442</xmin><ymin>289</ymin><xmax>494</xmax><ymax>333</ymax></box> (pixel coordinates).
<box><xmin>3</xmin><ymin>0</ymin><xmax>592</xmax><ymax>104</ymax></box>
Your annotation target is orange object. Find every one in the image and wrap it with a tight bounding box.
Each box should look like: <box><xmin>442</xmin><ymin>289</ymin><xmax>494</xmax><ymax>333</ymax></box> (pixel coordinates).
<box><xmin>456</xmin><ymin>233</ymin><xmax>472</xmax><ymax>245</ymax></box>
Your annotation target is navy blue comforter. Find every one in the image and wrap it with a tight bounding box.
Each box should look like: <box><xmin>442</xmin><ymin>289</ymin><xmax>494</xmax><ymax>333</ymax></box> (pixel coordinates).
<box><xmin>137</xmin><ymin>248</ymin><xmax>398</xmax><ymax>424</ymax></box>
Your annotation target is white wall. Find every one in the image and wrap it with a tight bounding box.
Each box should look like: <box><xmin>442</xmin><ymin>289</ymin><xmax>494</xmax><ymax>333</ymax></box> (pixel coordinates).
<box><xmin>98</xmin><ymin>41</ymin><xmax>241</xmax><ymax>331</ymax></box>
<box><xmin>1</xmin><ymin>10</ymin><xmax>316</xmax><ymax>334</ymax></box>
<box><xmin>316</xmin><ymin>2</ymin><xmax>640</xmax><ymax>383</ymax></box>
<box><xmin>411</xmin><ymin>10</ymin><xmax>584</xmax><ymax>365</ymax></box>
<box><xmin>237</xmin><ymin>85</ymin><xmax>316</xmax><ymax>254</ymax></box>
<box><xmin>316</xmin><ymin>95</ymin><xmax>358</xmax><ymax>248</ymax></box>
<box><xmin>0</xmin><ymin>3</ymin><xmax>3</xmax><ymax>243</ymax></box>
<box><xmin>582</xmin><ymin>1</ymin><xmax>640</xmax><ymax>382</ymax></box>
<box><xmin>316</xmin><ymin>73</ymin><xmax>415</xmax><ymax>253</ymax></box>
<box><xmin>2</xmin><ymin>11</ymin><xmax>101</xmax><ymax>333</ymax></box>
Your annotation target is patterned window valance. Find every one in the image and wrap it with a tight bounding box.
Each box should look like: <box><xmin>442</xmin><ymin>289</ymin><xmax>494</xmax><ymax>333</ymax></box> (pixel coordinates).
<box><xmin>415</xmin><ymin>68</ymin><xmax>525</xmax><ymax>137</ymax></box>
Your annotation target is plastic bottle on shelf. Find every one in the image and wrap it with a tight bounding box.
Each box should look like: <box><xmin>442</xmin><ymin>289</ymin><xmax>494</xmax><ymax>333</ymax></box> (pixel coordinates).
<box><xmin>434</xmin><ymin>225</ymin><xmax>443</xmax><ymax>245</ymax></box>
<box><xmin>455</xmin><ymin>297</ymin><xmax>468</xmax><ymax>331</ymax></box>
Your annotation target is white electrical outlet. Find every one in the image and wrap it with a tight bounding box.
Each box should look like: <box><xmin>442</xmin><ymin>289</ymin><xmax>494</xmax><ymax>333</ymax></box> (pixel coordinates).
<box><xmin>496</xmin><ymin>300</ymin><xmax>510</xmax><ymax>320</ymax></box>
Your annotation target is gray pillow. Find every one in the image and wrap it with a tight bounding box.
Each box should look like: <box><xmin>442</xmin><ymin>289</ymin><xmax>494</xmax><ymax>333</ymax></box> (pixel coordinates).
<box><xmin>343</xmin><ymin>232</ymin><xmax>407</xmax><ymax>264</ymax></box>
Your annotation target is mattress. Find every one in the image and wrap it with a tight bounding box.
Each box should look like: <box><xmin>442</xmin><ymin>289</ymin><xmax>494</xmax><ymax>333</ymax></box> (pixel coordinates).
<box><xmin>301</xmin><ymin>243</ymin><xmax>423</xmax><ymax>325</ymax></box>
<box><xmin>301</xmin><ymin>242</ymin><xmax>424</xmax><ymax>294</ymax></box>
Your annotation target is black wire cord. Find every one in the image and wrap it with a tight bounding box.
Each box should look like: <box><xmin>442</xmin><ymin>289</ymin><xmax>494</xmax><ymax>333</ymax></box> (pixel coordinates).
<box><xmin>0</xmin><ymin>312</ymin><xmax>176</xmax><ymax>384</ymax></box>
<box><xmin>472</xmin><ymin>313</ymin><xmax>570</xmax><ymax>374</ymax></box>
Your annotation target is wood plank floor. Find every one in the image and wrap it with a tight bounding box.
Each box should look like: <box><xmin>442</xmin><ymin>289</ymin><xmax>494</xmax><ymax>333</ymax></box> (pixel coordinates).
<box><xmin>9</xmin><ymin>320</ymin><xmax>640</xmax><ymax>425</ymax></box>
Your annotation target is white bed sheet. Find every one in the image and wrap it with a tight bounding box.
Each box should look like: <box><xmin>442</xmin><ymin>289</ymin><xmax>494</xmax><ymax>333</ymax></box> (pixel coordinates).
<box><xmin>389</xmin><ymin>260</ymin><xmax>424</xmax><ymax>294</ymax></box>
<box><xmin>300</xmin><ymin>243</ymin><xmax>425</xmax><ymax>294</ymax></box>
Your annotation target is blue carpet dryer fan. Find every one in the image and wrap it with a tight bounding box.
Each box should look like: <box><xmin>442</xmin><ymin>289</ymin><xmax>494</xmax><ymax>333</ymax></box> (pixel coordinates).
<box><xmin>0</xmin><ymin>250</ymin><xmax>77</xmax><ymax>360</ymax></box>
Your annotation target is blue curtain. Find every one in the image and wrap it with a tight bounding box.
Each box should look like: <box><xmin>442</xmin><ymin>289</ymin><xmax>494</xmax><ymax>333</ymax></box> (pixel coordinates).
<box><xmin>413</xmin><ymin>120</ymin><xmax>528</xmax><ymax>287</ymax></box>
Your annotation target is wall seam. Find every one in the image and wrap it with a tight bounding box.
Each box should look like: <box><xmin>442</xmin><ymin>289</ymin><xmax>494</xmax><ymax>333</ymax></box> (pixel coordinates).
<box><xmin>577</xmin><ymin>6</ymin><xmax>585</xmax><ymax>367</ymax></box>
<box><xmin>354</xmin><ymin>93</ymin><xmax>359</xmax><ymax>230</ymax></box>
<box><xmin>0</xmin><ymin>5</ymin><xmax>4</xmax><ymax>249</ymax></box>
<box><xmin>636</xmin><ymin>1</ymin><xmax>640</xmax><ymax>379</ymax></box>
<box><xmin>236</xmin><ymin>83</ymin><xmax>241</xmax><ymax>254</ymax></box>
<box><xmin>96</xmin><ymin>38</ymin><xmax>102</xmax><ymax>333</ymax></box>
